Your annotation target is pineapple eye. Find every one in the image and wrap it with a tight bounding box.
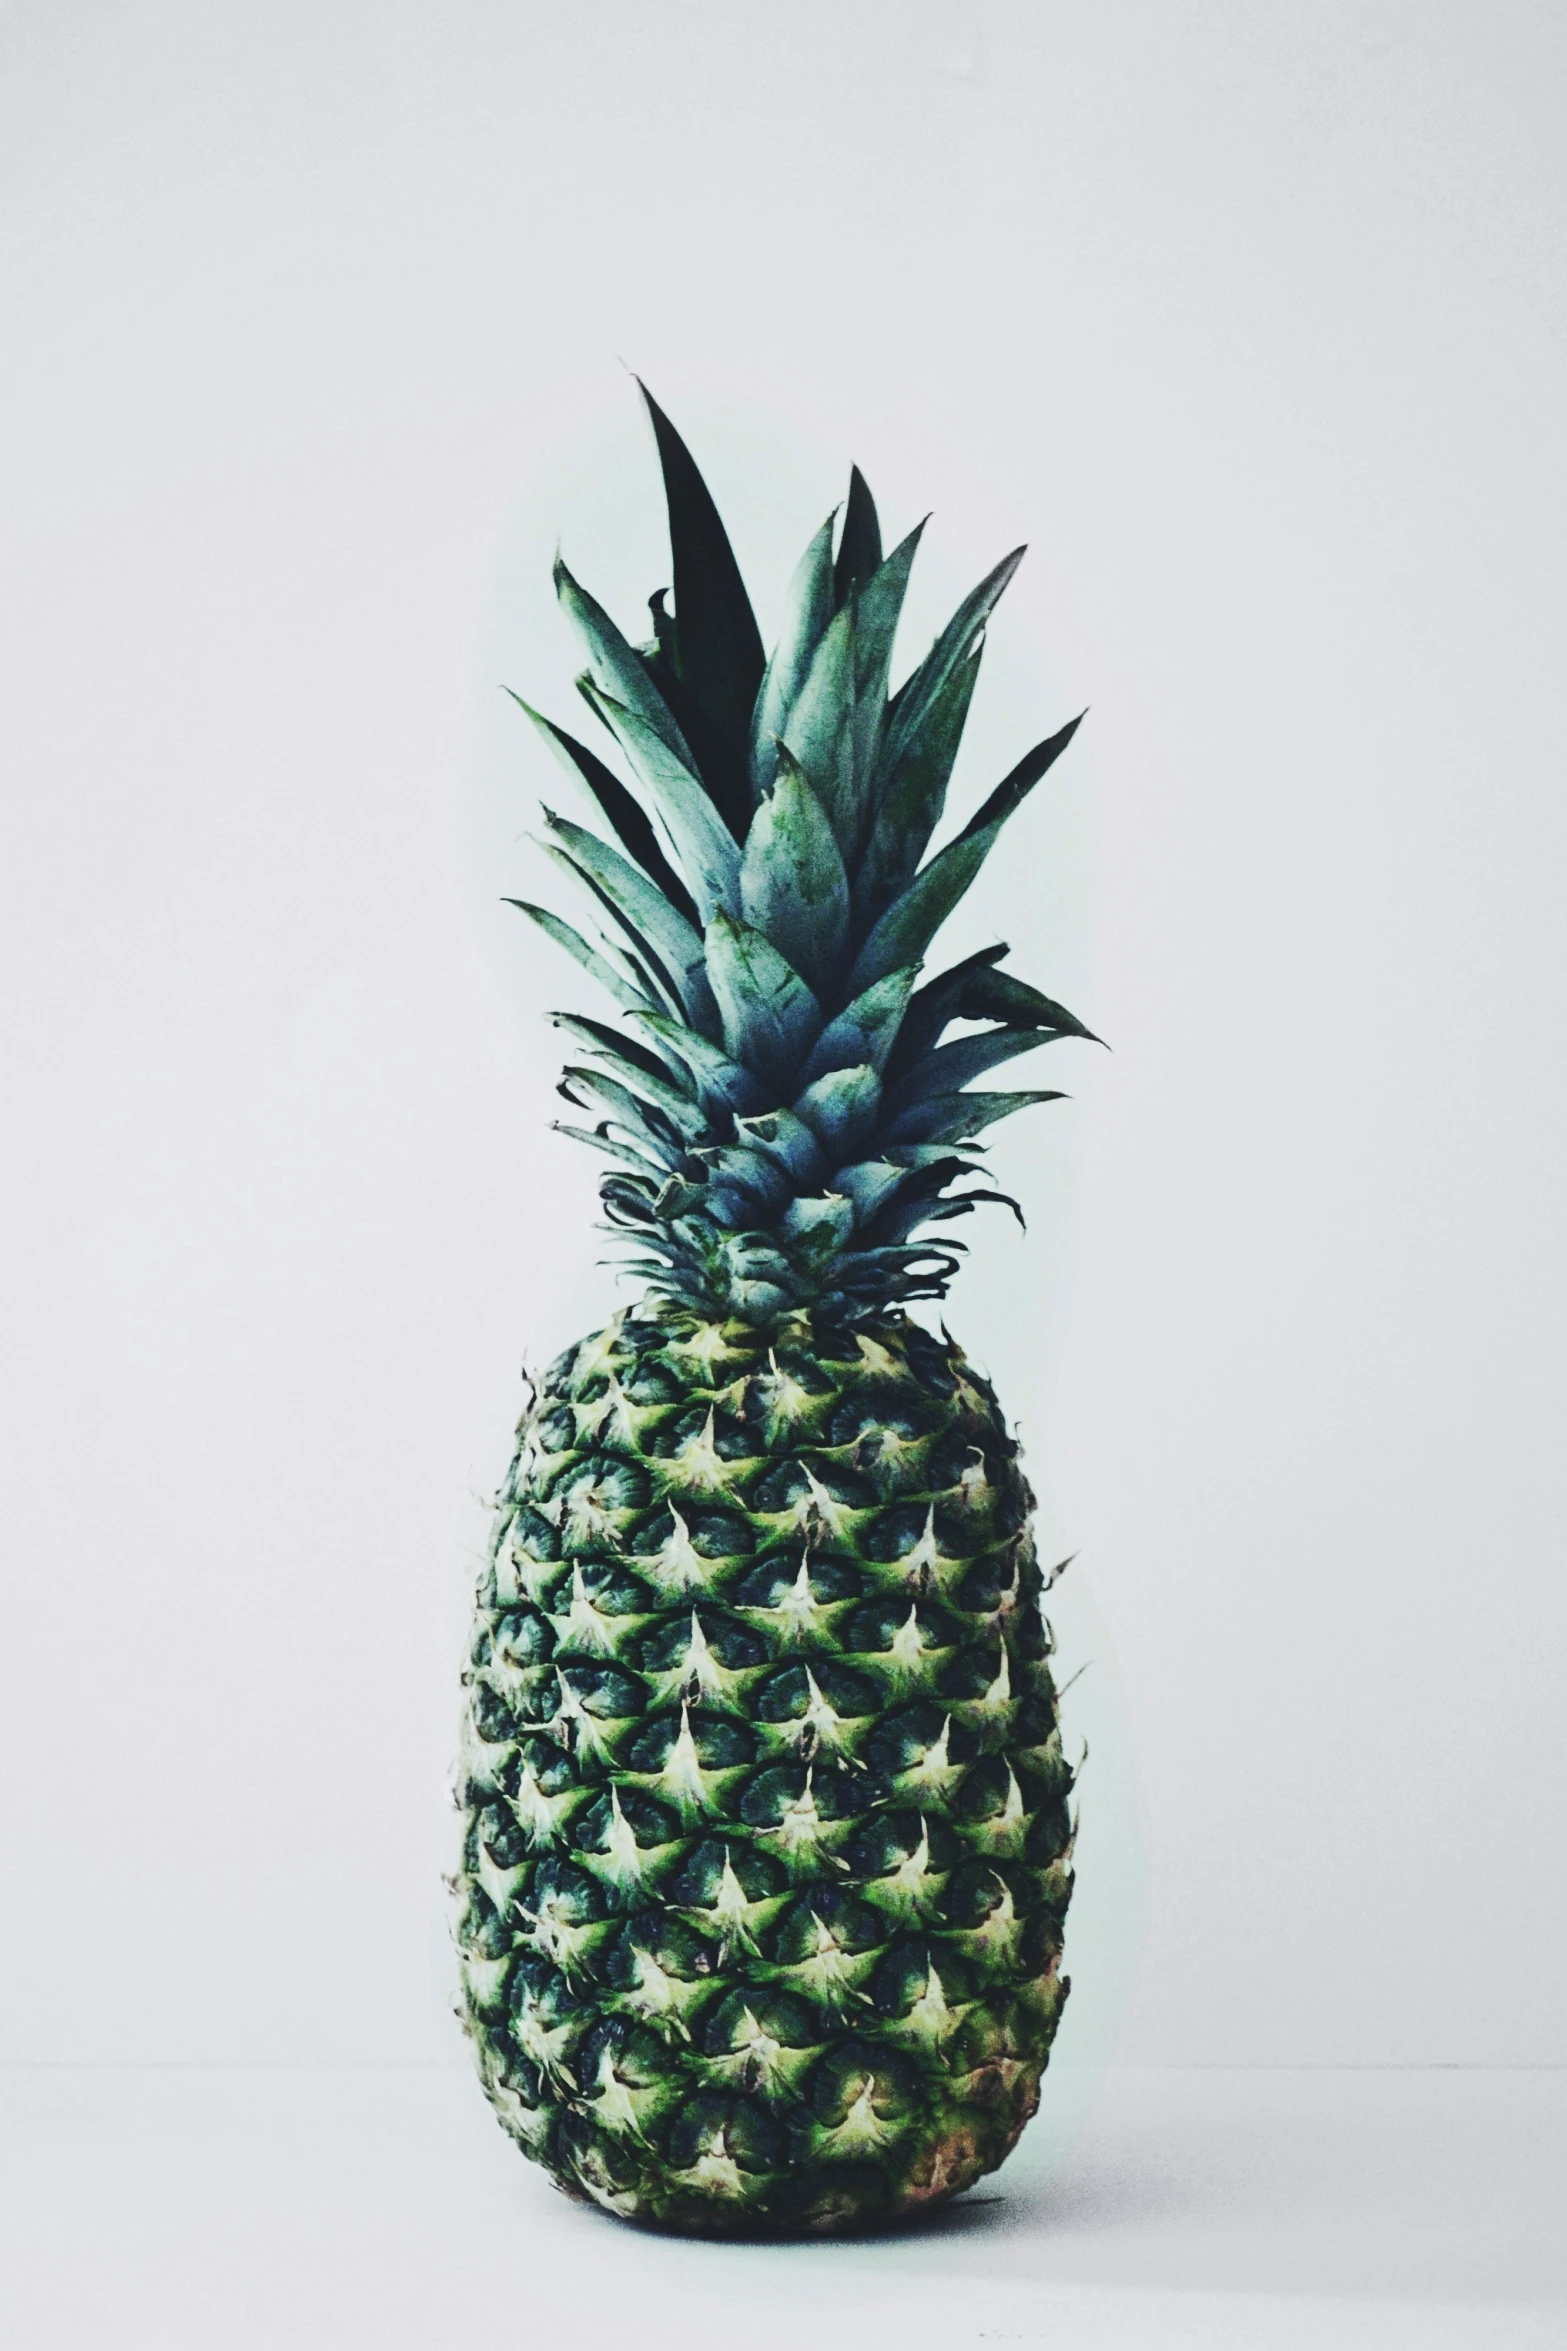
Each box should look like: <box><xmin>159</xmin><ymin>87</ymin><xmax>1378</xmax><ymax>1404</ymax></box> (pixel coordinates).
<box><xmin>752</xmin><ymin>1659</ymin><xmax>880</xmax><ymax>1723</ymax></box>
<box><xmin>477</xmin><ymin>1805</ymin><xmax>531</xmax><ymax>1873</ymax></box>
<box><xmin>470</xmin><ymin>1682</ymin><xmax>517</xmax><ymax>1745</ymax></box>
<box><xmin>621</xmin><ymin>1359</ymin><xmax>684</xmax><ymax>1406</ymax></box>
<box><xmin>623</xmin><ymin>1711</ymin><xmax>755</xmax><ymax>1775</ymax></box>
<box><xmin>491</xmin><ymin>1609</ymin><xmax>553</xmax><ymax>1664</ymax></box>
<box><xmin>668</xmin><ymin>1839</ymin><xmax>784</xmax><ymax>1910</ymax></box>
<box><xmin>637</xmin><ymin>1504</ymin><xmax>755</xmax><ymax>1561</ymax></box>
<box><xmin>660</xmin><ymin>1404</ymin><xmax>761</xmax><ymax>1463</ymax></box>
<box><xmin>731</xmin><ymin>1553</ymin><xmax>861</xmax><ymax>1609</ymax></box>
<box><xmin>507</xmin><ymin>1505</ymin><xmax>560</xmax><ymax>1562</ymax></box>
<box><xmin>826</xmin><ymin>1391</ymin><xmax>932</xmax><ymax>1447</ymax></box>
<box><xmin>866</xmin><ymin>1499</ymin><xmax>968</xmax><ymax>1567</ymax></box>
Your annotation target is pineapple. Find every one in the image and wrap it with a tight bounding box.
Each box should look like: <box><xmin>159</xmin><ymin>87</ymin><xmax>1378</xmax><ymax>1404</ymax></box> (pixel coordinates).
<box><xmin>455</xmin><ymin>388</ymin><xmax>1093</xmax><ymax>2235</ymax></box>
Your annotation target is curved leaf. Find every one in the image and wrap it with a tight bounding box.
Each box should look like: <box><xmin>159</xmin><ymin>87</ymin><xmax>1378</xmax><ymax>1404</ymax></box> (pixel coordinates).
<box><xmin>791</xmin><ymin>1063</ymin><xmax>882</xmax><ymax>1158</ymax></box>
<box><xmin>876</xmin><ymin>546</ymin><xmax>1025</xmax><ymax>795</ymax></box>
<box><xmin>555</xmin><ymin>558</ymin><xmax>694</xmax><ymax>769</ymax></box>
<box><xmin>733</xmin><ymin>1108</ymin><xmax>828</xmax><ymax>1187</ymax></box>
<box><xmin>801</xmin><ymin>964</ymin><xmax>921</xmax><ymax>1083</ymax></box>
<box><xmin>856</xmin><ymin>1155</ymin><xmax>974</xmax><ymax>1243</ymax></box>
<box><xmin>830</xmin><ymin>1157</ymin><xmax>913</xmax><ymax>1225</ymax></box>
<box><xmin>845</xmin><ymin>711</ymin><xmax>1083</xmax><ymax>996</ymax></box>
<box><xmin>925</xmin><ymin>1185</ymin><xmax>1026</xmax><ymax>1230</ymax></box>
<box><xmin>953</xmin><ymin>710</ymin><xmax>1085</xmax><ymax>844</ymax></box>
<box><xmin>548</xmin><ymin>1012</ymin><xmax>700</xmax><ymax>1108</ymax></box>
<box><xmin>842</xmin><ymin>825</ymin><xmax>993</xmax><ymax>997</ymax></box>
<box><xmin>739</xmin><ymin>747</ymin><xmax>850</xmax><ymax>997</ymax></box>
<box><xmin>578</xmin><ymin>681</ymin><xmax>743</xmax><ymax>924</ymax></box>
<box><xmin>557</xmin><ymin>1069</ymin><xmax>689</xmax><ymax>1168</ymax></box>
<box><xmin>887</xmin><ymin>944</ymin><xmax>1008</xmax><ymax>1075</ymax></box>
<box><xmin>780</xmin><ymin>600</ymin><xmax>858</xmax><ymax>852</ymax></box>
<box><xmin>884</xmin><ymin>1088</ymin><xmax>1066</xmax><ymax>1146</ymax></box>
<box><xmin>531</xmin><ymin>838</ymin><xmax>685</xmax><ymax>1017</ymax></box>
<box><xmin>833</xmin><ymin>465</ymin><xmax>882</xmax><ymax>606</ymax></box>
<box><xmin>639</xmin><ymin>384</ymin><xmax>765</xmax><ymax>818</ymax></box>
<box><xmin>632</xmin><ymin>1008</ymin><xmax>768</xmax><ymax>1116</ymax></box>
<box><xmin>957</xmin><ymin>964</ymin><xmax>1098</xmax><ymax>1041</ymax></box>
<box><xmin>691</xmin><ymin>1141</ymin><xmax>791</xmax><ymax>1214</ymax></box>
<box><xmin>854</xmin><ymin>642</ymin><xmax>982</xmax><ymax>933</ymax></box>
<box><xmin>847</xmin><ymin>522</ymin><xmax>924</xmax><ymax>835</ymax></box>
<box><xmin>504</xmin><ymin>899</ymin><xmax>650</xmax><ymax>1013</ymax></box>
<box><xmin>750</xmin><ymin>512</ymin><xmax>836</xmax><ymax>799</ymax></box>
<box><xmin>543</xmin><ymin>810</ymin><xmax>719</xmax><ymax>1037</ymax></box>
<box><xmin>558</xmin><ymin>1059</ymin><xmax>703</xmax><ymax>1147</ymax></box>
<box><xmin>505</xmin><ymin>693</ymin><xmax>700</xmax><ymax>927</ymax></box>
<box><xmin>704</xmin><ymin>910</ymin><xmax>824</xmax><ymax>1093</ymax></box>
<box><xmin>552</xmin><ymin>1119</ymin><xmax>668</xmax><ymax>1176</ymax></box>
<box><xmin>887</xmin><ymin>1025</ymin><xmax>1056</xmax><ymax>1109</ymax></box>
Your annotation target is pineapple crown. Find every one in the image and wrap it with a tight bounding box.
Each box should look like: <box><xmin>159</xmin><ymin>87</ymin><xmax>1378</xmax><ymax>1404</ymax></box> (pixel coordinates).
<box><xmin>508</xmin><ymin>385</ymin><xmax>1095</xmax><ymax>1326</ymax></box>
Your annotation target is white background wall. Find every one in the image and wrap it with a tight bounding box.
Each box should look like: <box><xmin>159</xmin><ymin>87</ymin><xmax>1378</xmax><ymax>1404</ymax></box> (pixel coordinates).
<box><xmin>2</xmin><ymin>0</ymin><xmax>1564</xmax><ymax>2075</ymax></box>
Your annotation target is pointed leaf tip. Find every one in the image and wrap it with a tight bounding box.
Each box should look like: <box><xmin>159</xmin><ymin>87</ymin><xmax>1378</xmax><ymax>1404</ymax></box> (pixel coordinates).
<box><xmin>636</xmin><ymin>380</ymin><xmax>765</xmax><ymax>805</ymax></box>
<box><xmin>834</xmin><ymin>465</ymin><xmax>882</xmax><ymax>606</ymax></box>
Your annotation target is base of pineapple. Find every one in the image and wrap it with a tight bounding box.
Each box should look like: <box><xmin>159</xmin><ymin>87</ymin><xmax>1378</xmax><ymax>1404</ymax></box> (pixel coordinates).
<box><xmin>472</xmin><ymin>1971</ymin><xmax>1067</xmax><ymax>2236</ymax></box>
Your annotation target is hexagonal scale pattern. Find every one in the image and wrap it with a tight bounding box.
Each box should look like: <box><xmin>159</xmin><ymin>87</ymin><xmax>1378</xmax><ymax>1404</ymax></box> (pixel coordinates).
<box><xmin>454</xmin><ymin>1304</ymin><xmax>1074</xmax><ymax>2235</ymax></box>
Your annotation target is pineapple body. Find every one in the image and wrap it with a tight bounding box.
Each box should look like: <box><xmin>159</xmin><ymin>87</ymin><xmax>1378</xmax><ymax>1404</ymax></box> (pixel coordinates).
<box><xmin>455</xmin><ymin>1302</ymin><xmax>1074</xmax><ymax>2235</ymax></box>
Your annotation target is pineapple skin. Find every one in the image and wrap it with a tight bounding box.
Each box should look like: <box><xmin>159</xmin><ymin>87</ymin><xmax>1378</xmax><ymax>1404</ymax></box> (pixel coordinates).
<box><xmin>454</xmin><ymin>1301</ymin><xmax>1074</xmax><ymax>2236</ymax></box>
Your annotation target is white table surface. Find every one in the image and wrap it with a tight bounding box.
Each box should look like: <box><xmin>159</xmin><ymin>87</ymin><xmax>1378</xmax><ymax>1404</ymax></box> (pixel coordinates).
<box><xmin>2</xmin><ymin>2062</ymin><xmax>1561</xmax><ymax>2350</ymax></box>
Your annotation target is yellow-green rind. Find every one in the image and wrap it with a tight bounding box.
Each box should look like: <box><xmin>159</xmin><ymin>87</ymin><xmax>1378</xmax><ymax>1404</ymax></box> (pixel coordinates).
<box><xmin>454</xmin><ymin>1303</ymin><xmax>1074</xmax><ymax>2235</ymax></box>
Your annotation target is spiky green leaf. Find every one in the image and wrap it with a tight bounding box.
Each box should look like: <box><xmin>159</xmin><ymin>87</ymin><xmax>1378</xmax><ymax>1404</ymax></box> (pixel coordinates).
<box><xmin>953</xmin><ymin>711</ymin><xmax>1085</xmax><ymax>845</ymax></box>
<box><xmin>775</xmin><ymin>525</ymin><xmax>926</xmax><ymax>859</ymax></box>
<box><xmin>558</xmin><ymin>1056</ymin><xmax>707</xmax><ymax>1147</ymax></box>
<box><xmin>551</xmin><ymin>1119</ymin><xmax>667</xmax><ymax>1175</ymax></box>
<box><xmin>531</xmin><ymin>839</ymin><xmax>685</xmax><ymax>1017</ymax></box>
<box><xmin>557</xmin><ymin>1068</ymin><xmax>689</xmax><ymax>1169</ymax></box>
<box><xmin>875</xmin><ymin>547</ymin><xmax>1025</xmax><ymax>794</ymax></box>
<box><xmin>558</xmin><ymin>1059</ymin><xmax>694</xmax><ymax>1144</ymax></box>
<box><xmin>847</xmin><ymin>523</ymin><xmax>924</xmax><ymax>828</ymax></box>
<box><xmin>554</xmin><ymin>559</ymin><xmax>694</xmax><ymax>769</ymax></box>
<box><xmin>749</xmin><ymin>513</ymin><xmax>836</xmax><ymax>799</ymax></box>
<box><xmin>841</xmin><ymin>827</ymin><xmax>994</xmax><ymax>998</ymax></box>
<box><xmin>779</xmin><ymin>600</ymin><xmax>858</xmax><ymax>852</ymax></box>
<box><xmin>639</xmin><ymin>384</ymin><xmax>765</xmax><ymax>807</ymax></box>
<box><xmin>830</xmin><ymin>1157</ymin><xmax>914</xmax><ymax>1225</ymax></box>
<box><xmin>732</xmin><ymin>1108</ymin><xmax>828</xmax><ymax>1187</ymax></box>
<box><xmin>704</xmin><ymin>910</ymin><xmax>824</xmax><ymax>1094</ymax></box>
<box><xmin>577</xmin><ymin>681</ymin><xmax>743</xmax><ymax>924</ymax></box>
<box><xmin>738</xmin><ymin>746</ymin><xmax>850</xmax><ymax>997</ymax></box>
<box><xmin>542</xmin><ymin>811</ymin><xmax>719</xmax><ymax>1037</ymax></box>
<box><xmin>856</xmin><ymin>1154</ymin><xmax>975</xmax><ymax>1241</ymax></box>
<box><xmin>854</xmin><ymin>644</ymin><xmax>982</xmax><ymax>933</ymax></box>
<box><xmin>692</xmin><ymin>1141</ymin><xmax>791</xmax><ymax>1214</ymax></box>
<box><xmin>957</xmin><ymin>964</ymin><xmax>1098</xmax><ymax>1041</ymax></box>
<box><xmin>888</xmin><ymin>944</ymin><xmax>1010</xmax><ymax>1073</ymax></box>
<box><xmin>632</xmin><ymin>1009</ymin><xmax>768</xmax><ymax>1116</ymax></box>
<box><xmin>801</xmin><ymin>965</ymin><xmax>920</xmax><ymax>1083</ymax></box>
<box><xmin>548</xmin><ymin>1012</ymin><xmax>700</xmax><ymax>1110</ymax></box>
<box><xmin>792</xmin><ymin>1063</ymin><xmax>882</xmax><ymax>1159</ymax></box>
<box><xmin>846</xmin><ymin>711</ymin><xmax>1083</xmax><ymax>997</ymax></box>
<box><xmin>833</xmin><ymin>465</ymin><xmax>882</xmax><ymax>606</ymax></box>
<box><xmin>506</xmin><ymin>694</ymin><xmax>700</xmax><ymax>927</ymax></box>
<box><xmin>888</xmin><ymin>1025</ymin><xmax>1057</xmax><ymax>1108</ymax></box>
<box><xmin>885</xmin><ymin>1088</ymin><xmax>1066</xmax><ymax>1146</ymax></box>
<box><xmin>505</xmin><ymin>899</ymin><xmax>650</xmax><ymax>1013</ymax></box>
